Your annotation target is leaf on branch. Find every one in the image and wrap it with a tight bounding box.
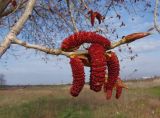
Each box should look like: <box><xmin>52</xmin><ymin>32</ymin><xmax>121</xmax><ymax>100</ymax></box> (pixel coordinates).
<box><xmin>88</xmin><ymin>10</ymin><xmax>105</xmax><ymax>26</ymax></box>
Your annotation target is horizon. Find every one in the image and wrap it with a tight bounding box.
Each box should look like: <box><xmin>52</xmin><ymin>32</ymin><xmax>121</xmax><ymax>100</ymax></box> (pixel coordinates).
<box><xmin>0</xmin><ymin>1</ymin><xmax>160</xmax><ymax>85</ymax></box>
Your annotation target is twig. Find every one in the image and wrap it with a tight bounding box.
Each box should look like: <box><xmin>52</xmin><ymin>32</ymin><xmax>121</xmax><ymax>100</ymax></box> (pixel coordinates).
<box><xmin>111</xmin><ymin>32</ymin><xmax>151</xmax><ymax>49</ymax></box>
<box><xmin>81</xmin><ymin>0</ymin><xmax>90</xmax><ymax>10</ymax></box>
<box><xmin>104</xmin><ymin>0</ymin><xmax>113</xmax><ymax>17</ymax></box>
<box><xmin>53</xmin><ymin>6</ymin><xmax>74</xmax><ymax>31</ymax></box>
<box><xmin>66</xmin><ymin>0</ymin><xmax>78</xmax><ymax>32</ymax></box>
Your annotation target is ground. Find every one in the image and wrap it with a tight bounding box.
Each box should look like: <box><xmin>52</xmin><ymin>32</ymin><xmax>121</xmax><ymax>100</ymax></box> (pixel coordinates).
<box><xmin>0</xmin><ymin>78</ymin><xmax>160</xmax><ymax>118</ymax></box>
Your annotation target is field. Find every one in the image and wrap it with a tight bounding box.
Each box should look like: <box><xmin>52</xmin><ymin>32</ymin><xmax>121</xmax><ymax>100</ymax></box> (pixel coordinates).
<box><xmin>0</xmin><ymin>79</ymin><xmax>160</xmax><ymax>118</ymax></box>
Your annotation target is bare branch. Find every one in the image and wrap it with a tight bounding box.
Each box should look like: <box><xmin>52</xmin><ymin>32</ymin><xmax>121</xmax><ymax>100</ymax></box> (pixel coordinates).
<box><xmin>13</xmin><ymin>38</ymin><xmax>65</xmax><ymax>56</ymax></box>
<box><xmin>11</xmin><ymin>0</ymin><xmax>36</xmax><ymax>35</ymax></box>
<box><xmin>66</xmin><ymin>0</ymin><xmax>78</xmax><ymax>32</ymax></box>
<box><xmin>50</xmin><ymin>6</ymin><xmax>74</xmax><ymax>31</ymax></box>
<box><xmin>81</xmin><ymin>0</ymin><xmax>90</xmax><ymax>10</ymax></box>
<box><xmin>11</xmin><ymin>32</ymin><xmax>151</xmax><ymax>58</ymax></box>
<box><xmin>154</xmin><ymin>0</ymin><xmax>160</xmax><ymax>33</ymax></box>
<box><xmin>0</xmin><ymin>0</ymin><xmax>36</xmax><ymax>58</ymax></box>
<box><xmin>12</xmin><ymin>37</ymin><xmax>90</xmax><ymax>57</ymax></box>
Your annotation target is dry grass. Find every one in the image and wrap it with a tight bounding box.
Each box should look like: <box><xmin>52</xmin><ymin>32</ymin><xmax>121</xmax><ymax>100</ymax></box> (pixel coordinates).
<box><xmin>0</xmin><ymin>80</ymin><xmax>160</xmax><ymax>118</ymax></box>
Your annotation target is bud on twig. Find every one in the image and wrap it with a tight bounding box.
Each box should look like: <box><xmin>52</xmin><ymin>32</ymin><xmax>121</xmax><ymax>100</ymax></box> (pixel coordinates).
<box><xmin>123</xmin><ymin>32</ymin><xmax>151</xmax><ymax>43</ymax></box>
<box><xmin>111</xmin><ymin>32</ymin><xmax>151</xmax><ymax>49</ymax></box>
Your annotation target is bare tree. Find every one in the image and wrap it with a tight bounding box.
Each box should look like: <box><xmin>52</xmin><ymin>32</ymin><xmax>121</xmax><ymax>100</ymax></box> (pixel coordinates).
<box><xmin>0</xmin><ymin>0</ymin><xmax>158</xmax><ymax>61</ymax></box>
<box><xmin>0</xmin><ymin>74</ymin><xmax>6</xmax><ymax>88</ymax></box>
<box><xmin>0</xmin><ymin>0</ymin><xmax>156</xmax><ymax>57</ymax></box>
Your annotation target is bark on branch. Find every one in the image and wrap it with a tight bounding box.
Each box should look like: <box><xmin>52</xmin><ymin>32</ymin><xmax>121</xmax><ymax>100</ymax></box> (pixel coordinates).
<box><xmin>12</xmin><ymin>32</ymin><xmax>150</xmax><ymax>58</ymax></box>
<box><xmin>154</xmin><ymin>0</ymin><xmax>160</xmax><ymax>33</ymax></box>
<box><xmin>0</xmin><ymin>0</ymin><xmax>36</xmax><ymax>58</ymax></box>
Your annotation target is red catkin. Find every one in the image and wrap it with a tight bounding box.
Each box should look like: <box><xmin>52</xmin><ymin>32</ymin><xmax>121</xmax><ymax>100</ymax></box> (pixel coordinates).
<box><xmin>70</xmin><ymin>57</ymin><xmax>85</xmax><ymax>97</ymax></box>
<box><xmin>104</xmin><ymin>52</ymin><xmax>120</xmax><ymax>99</ymax></box>
<box><xmin>61</xmin><ymin>31</ymin><xmax>125</xmax><ymax>99</ymax></box>
<box><xmin>88</xmin><ymin>44</ymin><xmax>107</xmax><ymax>92</ymax></box>
<box><xmin>115</xmin><ymin>78</ymin><xmax>123</xmax><ymax>99</ymax></box>
<box><xmin>61</xmin><ymin>31</ymin><xmax>111</xmax><ymax>51</ymax></box>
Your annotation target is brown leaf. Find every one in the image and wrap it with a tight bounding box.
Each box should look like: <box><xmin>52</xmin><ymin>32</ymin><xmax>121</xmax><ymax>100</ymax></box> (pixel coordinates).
<box><xmin>95</xmin><ymin>12</ymin><xmax>105</xmax><ymax>24</ymax></box>
<box><xmin>88</xmin><ymin>10</ymin><xmax>104</xmax><ymax>26</ymax></box>
<box><xmin>88</xmin><ymin>10</ymin><xmax>95</xmax><ymax>26</ymax></box>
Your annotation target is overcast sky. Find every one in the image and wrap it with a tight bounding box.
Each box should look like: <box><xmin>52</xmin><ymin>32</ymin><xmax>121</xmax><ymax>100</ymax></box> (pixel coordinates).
<box><xmin>0</xmin><ymin>2</ymin><xmax>160</xmax><ymax>85</ymax></box>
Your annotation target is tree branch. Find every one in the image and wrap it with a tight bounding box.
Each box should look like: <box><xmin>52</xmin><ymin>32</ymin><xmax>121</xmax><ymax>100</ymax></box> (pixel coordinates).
<box><xmin>154</xmin><ymin>0</ymin><xmax>160</xmax><ymax>33</ymax></box>
<box><xmin>11</xmin><ymin>32</ymin><xmax>151</xmax><ymax>58</ymax></box>
<box><xmin>0</xmin><ymin>0</ymin><xmax>151</xmax><ymax>59</ymax></box>
<box><xmin>13</xmin><ymin>37</ymin><xmax>70</xmax><ymax>56</ymax></box>
<box><xmin>11</xmin><ymin>0</ymin><xmax>36</xmax><ymax>35</ymax></box>
<box><xmin>0</xmin><ymin>0</ymin><xmax>36</xmax><ymax>58</ymax></box>
<box><xmin>66</xmin><ymin>0</ymin><xmax>78</xmax><ymax>32</ymax></box>
<box><xmin>12</xmin><ymin>37</ymin><xmax>89</xmax><ymax>57</ymax></box>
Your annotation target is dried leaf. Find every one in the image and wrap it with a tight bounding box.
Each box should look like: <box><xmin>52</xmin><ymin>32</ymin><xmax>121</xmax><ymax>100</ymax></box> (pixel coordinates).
<box><xmin>88</xmin><ymin>10</ymin><xmax>104</xmax><ymax>26</ymax></box>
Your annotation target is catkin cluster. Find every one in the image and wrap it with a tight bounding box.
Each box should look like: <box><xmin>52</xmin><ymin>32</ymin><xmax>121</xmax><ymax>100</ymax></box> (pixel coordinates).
<box><xmin>61</xmin><ymin>31</ymin><xmax>123</xmax><ymax>99</ymax></box>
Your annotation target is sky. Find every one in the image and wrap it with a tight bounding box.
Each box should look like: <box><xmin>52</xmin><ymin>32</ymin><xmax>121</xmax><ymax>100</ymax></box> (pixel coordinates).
<box><xmin>0</xmin><ymin>1</ymin><xmax>160</xmax><ymax>85</ymax></box>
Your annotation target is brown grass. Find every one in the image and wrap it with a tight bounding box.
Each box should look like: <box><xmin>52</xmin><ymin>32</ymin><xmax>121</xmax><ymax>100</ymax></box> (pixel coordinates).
<box><xmin>0</xmin><ymin>79</ymin><xmax>160</xmax><ymax>118</ymax></box>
